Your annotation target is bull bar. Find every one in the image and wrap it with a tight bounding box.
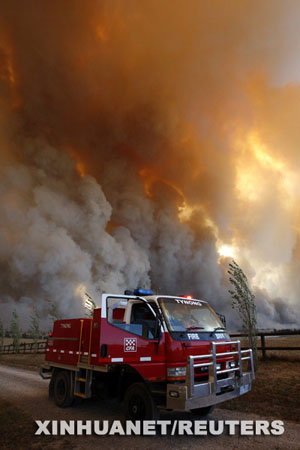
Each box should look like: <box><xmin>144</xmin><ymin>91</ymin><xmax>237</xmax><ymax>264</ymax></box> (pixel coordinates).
<box><xmin>166</xmin><ymin>340</ymin><xmax>255</xmax><ymax>410</ymax></box>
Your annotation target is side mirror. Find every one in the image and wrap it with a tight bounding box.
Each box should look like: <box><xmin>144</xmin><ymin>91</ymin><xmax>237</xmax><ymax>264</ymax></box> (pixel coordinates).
<box><xmin>217</xmin><ymin>313</ymin><xmax>226</xmax><ymax>328</ymax></box>
<box><xmin>154</xmin><ymin>316</ymin><xmax>162</xmax><ymax>340</ymax></box>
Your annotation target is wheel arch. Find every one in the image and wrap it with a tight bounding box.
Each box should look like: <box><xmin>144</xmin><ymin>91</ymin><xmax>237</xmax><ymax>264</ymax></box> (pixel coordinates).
<box><xmin>112</xmin><ymin>364</ymin><xmax>146</xmax><ymax>401</ymax></box>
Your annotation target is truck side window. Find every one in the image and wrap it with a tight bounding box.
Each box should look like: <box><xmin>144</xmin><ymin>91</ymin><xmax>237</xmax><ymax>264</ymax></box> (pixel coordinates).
<box><xmin>106</xmin><ymin>297</ymin><xmax>156</xmax><ymax>339</ymax></box>
<box><xmin>130</xmin><ymin>304</ymin><xmax>156</xmax><ymax>339</ymax></box>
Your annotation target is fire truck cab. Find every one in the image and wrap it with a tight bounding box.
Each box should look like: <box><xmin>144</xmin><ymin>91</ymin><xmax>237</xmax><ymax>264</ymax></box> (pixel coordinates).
<box><xmin>40</xmin><ymin>290</ymin><xmax>255</xmax><ymax>420</ymax></box>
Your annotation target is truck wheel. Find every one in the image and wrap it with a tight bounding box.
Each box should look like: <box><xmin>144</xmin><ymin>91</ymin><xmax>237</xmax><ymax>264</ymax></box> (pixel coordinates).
<box><xmin>53</xmin><ymin>371</ymin><xmax>73</xmax><ymax>408</ymax></box>
<box><xmin>190</xmin><ymin>405</ymin><xmax>215</xmax><ymax>417</ymax></box>
<box><xmin>124</xmin><ymin>383</ymin><xmax>159</xmax><ymax>421</ymax></box>
<box><xmin>49</xmin><ymin>374</ymin><xmax>54</xmax><ymax>398</ymax></box>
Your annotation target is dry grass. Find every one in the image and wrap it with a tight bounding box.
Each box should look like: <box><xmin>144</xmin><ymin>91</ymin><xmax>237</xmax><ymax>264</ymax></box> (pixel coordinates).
<box><xmin>238</xmin><ymin>333</ymin><xmax>300</xmax><ymax>345</ymax></box>
<box><xmin>219</xmin><ymin>357</ymin><xmax>300</xmax><ymax>423</ymax></box>
<box><xmin>0</xmin><ymin>353</ymin><xmax>44</xmax><ymax>371</ymax></box>
<box><xmin>219</xmin><ymin>334</ymin><xmax>300</xmax><ymax>422</ymax></box>
<box><xmin>0</xmin><ymin>337</ymin><xmax>46</xmax><ymax>370</ymax></box>
<box><xmin>237</xmin><ymin>334</ymin><xmax>300</xmax><ymax>361</ymax></box>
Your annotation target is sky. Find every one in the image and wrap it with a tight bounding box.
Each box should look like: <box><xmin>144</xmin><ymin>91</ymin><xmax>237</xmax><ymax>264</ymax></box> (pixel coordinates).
<box><xmin>0</xmin><ymin>0</ymin><xmax>300</xmax><ymax>331</ymax></box>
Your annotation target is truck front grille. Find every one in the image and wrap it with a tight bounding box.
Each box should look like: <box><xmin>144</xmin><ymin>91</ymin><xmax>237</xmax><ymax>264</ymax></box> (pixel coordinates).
<box><xmin>194</xmin><ymin>367</ymin><xmax>228</xmax><ymax>383</ymax></box>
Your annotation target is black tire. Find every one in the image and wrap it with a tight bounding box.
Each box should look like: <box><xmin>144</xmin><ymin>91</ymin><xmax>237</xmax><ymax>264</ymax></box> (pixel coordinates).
<box><xmin>124</xmin><ymin>382</ymin><xmax>159</xmax><ymax>421</ymax></box>
<box><xmin>53</xmin><ymin>370</ymin><xmax>73</xmax><ymax>408</ymax></box>
<box><xmin>190</xmin><ymin>405</ymin><xmax>215</xmax><ymax>417</ymax></box>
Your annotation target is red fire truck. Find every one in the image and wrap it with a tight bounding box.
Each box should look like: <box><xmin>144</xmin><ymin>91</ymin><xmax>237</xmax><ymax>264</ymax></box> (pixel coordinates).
<box><xmin>40</xmin><ymin>289</ymin><xmax>255</xmax><ymax>420</ymax></box>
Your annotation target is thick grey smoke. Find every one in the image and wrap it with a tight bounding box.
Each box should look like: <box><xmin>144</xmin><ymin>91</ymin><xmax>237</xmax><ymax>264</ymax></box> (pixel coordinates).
<box><xmin>1</xmin><ymin>136</ymin><xmax>297</xmax><ymax>331</ymax></box>
<box><xmin>0</xmin><ymin>136</ymin><xmax>226</xmax><ymax>330</ymax></box>
<box><xmin>0</xmin><ymin>140</ymin><xmax>151</xmax><ymax>330</ymax></box>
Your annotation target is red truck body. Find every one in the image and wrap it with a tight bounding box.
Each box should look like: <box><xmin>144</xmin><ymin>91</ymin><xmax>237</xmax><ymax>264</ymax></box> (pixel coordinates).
<box><xmin>41</xmin><ymin>292</ymin><xmax>255</xmax><ymax>419</ymax></box>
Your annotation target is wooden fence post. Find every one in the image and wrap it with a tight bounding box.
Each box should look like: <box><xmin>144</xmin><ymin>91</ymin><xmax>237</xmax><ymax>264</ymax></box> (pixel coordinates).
<box><xmin>261</xmin><ymin>334</ymin><xmax>266</xmax><ymax>360</ymax></box>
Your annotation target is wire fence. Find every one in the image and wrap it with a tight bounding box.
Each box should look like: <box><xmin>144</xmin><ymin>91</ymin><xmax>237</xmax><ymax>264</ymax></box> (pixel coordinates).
<box><xmin>0</xmin><ymin>341</ymin><xmax>46</xmax><ymax>354</ymax></box>
<box><xmin>230</xmin><ymin>330</ymin><xmax>300</xmax><ymax>360</ymax></box>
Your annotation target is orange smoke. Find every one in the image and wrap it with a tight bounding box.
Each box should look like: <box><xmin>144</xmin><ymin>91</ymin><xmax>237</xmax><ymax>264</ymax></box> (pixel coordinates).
<box><xmin>0</xmin><ymin>49</ymin><xmax>15</xmax><ymax>85</ymax></box>
<box><xmin>138</xmin><ymin>167</ymin><xmax>185</xmax><ymax>203</ymax></box>
<box><xmin>0</xmin><ymin>43</ymin><xmax>21</xmax><ymax>108</ymax></box>
<box><xmin>96</xmin><ymin>25</ymin><xmax>108</xmax><ymax>43</ymax></box>
<box><xmin>0</xmin><ymin>0</ymin><xmax>300</xmax><ymax>327</ymax></box>
<box><xmin>67</xmin><ymin>147</ymin><xmax>87</xmax><ymax>178</ymax></box>
<box><xmin>75</xmin><ymin>161</ymin><xmax>86</xmax><ymax>178</ymax></box>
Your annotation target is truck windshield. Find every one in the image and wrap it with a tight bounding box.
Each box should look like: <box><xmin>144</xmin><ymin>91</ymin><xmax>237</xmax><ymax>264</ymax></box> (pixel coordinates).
<box><xmin>158</xmin><ymin>297</ymin><xmax>225</xmax><ymax>332</ymax></box>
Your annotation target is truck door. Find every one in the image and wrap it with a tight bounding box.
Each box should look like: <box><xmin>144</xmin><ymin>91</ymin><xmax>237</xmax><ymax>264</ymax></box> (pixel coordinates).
<box><xmin>99</xmin><ymin>295</ymin><xmax>166</xmax><ymax>380</ymax></box>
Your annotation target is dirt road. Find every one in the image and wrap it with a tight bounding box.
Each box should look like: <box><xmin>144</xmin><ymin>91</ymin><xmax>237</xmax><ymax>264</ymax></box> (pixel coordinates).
<box><xmin>0</xmin><ymin>364</ymin><xmax>299</xmax><ymax>449</ymax></box>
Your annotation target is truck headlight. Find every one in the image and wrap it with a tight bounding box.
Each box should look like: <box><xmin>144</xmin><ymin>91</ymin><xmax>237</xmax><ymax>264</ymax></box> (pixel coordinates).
<box><xmin>167</xmin><ymin>367</ymin><xmax>186</xmax><ymax>378</ymax></box>
<box><xmin>216</xmin><ymin>363</ymin><xmax>221</xmax><ymax>371</ymax></box>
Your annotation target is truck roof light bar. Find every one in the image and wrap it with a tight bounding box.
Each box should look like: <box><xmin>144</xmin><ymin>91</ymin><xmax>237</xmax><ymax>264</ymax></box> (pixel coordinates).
<box><xmin>133</xmin><ymin>289</ymin><xmax>153</xmax><ymax>296</ymax></box>
<box><xmin>124</xmin><ymin>289</ymin><xmax>153</xmax><ymax>296</ymax></box>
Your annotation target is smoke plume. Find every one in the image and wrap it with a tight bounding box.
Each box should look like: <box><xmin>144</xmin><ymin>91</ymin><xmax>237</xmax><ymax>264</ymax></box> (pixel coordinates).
<box><xmin>0</xmin><ymin>0</ymin><xmax>299</xmax><ymax>330</ymax></box>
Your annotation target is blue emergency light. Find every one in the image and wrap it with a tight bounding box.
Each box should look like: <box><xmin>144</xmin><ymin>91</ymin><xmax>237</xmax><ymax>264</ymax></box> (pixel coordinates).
<box><xmin>124</xmin><ymin>288</ymin><xmax>153</xmax><ymax>296</ymax></box>
<box><xmin>133</xmin><ymin>289</ymin><xmax>153</xmax><ymax>296</ymax></box>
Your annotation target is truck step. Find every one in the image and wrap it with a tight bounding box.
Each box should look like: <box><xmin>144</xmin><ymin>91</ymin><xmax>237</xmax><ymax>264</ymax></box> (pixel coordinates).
<box><xmin>74</xmin><ymin>392</ymin><xmax>86</xmax><ymax>398</ymax></box>
<box><xmin>74</xmin><ymin>368</ymin><xmax>93</xmax><ymax>399</ymax></box>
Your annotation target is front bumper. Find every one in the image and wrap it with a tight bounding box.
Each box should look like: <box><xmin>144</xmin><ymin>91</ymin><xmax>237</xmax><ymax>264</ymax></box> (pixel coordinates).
<box><xmin>166</xmin><ymin>340</ymin><xmax>254</xmax><ymax>410</ymax></box>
